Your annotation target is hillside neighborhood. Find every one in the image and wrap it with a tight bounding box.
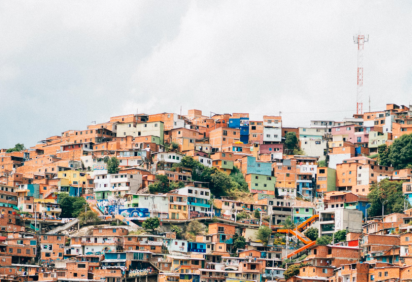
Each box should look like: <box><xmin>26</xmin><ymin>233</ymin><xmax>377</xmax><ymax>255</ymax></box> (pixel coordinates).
<box><xmin>1</xmin><ymin>104</ymin><xmax>412</xmax><ymax>282</ymax></box>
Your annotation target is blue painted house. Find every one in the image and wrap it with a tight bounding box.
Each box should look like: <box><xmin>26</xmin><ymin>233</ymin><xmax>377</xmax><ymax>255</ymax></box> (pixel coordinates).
<box><xmin>188</xmin><ymin>242</ymin><xmax>206</xmax><ymax>253</ymax></box>
<box><xmin>102</xmin><ymin>252</ymin><xmax>127</xmax><ymax>268</ymax></box>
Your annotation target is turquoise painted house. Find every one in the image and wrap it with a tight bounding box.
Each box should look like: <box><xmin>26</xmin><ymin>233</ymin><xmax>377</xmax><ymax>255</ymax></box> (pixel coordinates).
<box><xmin>246</xmin><ymin>156</ymin><xmax>272</xmax><ymax>176</ymax></box>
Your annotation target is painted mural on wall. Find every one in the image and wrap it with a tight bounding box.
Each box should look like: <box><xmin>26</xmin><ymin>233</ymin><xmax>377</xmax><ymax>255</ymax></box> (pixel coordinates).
<box><xmin>97</xmin><ymin>199</ymin><xmax>149</xmax><ymax>218</ymax></box>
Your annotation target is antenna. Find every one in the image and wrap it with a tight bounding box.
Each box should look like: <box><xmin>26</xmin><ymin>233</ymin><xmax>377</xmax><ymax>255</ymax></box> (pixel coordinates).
<box><xmin>353</xmin><ymin>34</ymin><xmax>369</xmax><ymax>115</ymax></box>
<box><xmin>369</xmin><ymin>96</ymin><xmax>371</xmax><ymax>112</ymax></box>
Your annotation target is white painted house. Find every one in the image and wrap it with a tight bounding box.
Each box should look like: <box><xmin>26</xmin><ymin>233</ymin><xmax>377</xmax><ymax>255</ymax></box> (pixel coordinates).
<box><xmin>138</xmin><ymin>194</ymin><xmax>170</xmax><ymax>219</ymax></box>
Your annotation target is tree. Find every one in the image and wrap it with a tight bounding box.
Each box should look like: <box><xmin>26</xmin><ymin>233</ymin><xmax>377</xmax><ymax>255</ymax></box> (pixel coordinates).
<box><xmin>210</xmin><ymin>170</ymin><xmax>233</xmax><ymax>197</ymax></box>
<box><xmin>256</xmin><ymin>226</ymin><xmax>272</xmax><ymax>246</ymax></box>
<box><xmin>334</xmin><ymin>230</ymin><xmax>347</xmax><ymax>243</ymax></box>
<box><xmin>377</xmin><ymin>134</ymin><xmax>412</xmax><ymax>169</ymax></box>
<box><xmin>173</xmin><ymin>156</ymin><xmax>201</xmax><ymax>170</ymax></box>
<box><xmin>293</xmin><ymin>148</ymin><xmax>306</xmax><ymax>155</ymax></box>
<box><xmin>232</xmin><ymin>234</ymin><xmax>246</xmax><ymax>253</ymax></box>
<box><xmin>184</xmin><ymin>220</ymin><xmax>206</xmax><ymax>241</ymax></box>
<box><xmin>388</xmin><ymin>134</ymin><xmax>412</xmax><ymax>169</ymax></box>
<box><xmin>304</xmin><ymin>227</ymin><xmax>319</xmax><ymax>241</ymax></box>
<box><xmin>236</xmin><ymin>211</ymin><xmax>249</xmax><ymax>221</ymax></box>
<box><xmin>107</xmin><ymin>157</ymin><xmax>120</xmax><ymax>174</ymax></box>
<box><xmin>185</xmin><ymin>220</ymin><xmax>206</xmax><ymax>236</ymax></box>
<box><xmin>59</xmin><ymin>194</ymin><xmax>75</xmax><ymax>218</ymax></box>
<box><xmin>282</xmin><ymin>216</ymin><xmax>296</xmax><ymax>230</ymax></box>
<box><xmin>318</xmin><ymin>160</ymin><xmax>327</xmax><ymax>168</ymax></box>
<box><xmin>58</xmin><ymin>194</ymin><xmax>88</xmax><ymax>218</ymax></box>
<box><xmin>284</xmin><ymin>264</ymin><xmax>301</xmax><ymax>280</ymax></box>
<box><xmin>285</xmin><ymin>132</ymin><xmax>298</xmax><ymax>150</ymax></box>
<box><xmin>230</xmin><ymin>167</ymin><xmax>249</xmax><ymax>192</ymax></box>
<box><xmin>142</xmin><ymin>217</ymin><xmax>160</xmax><ymax>232</ymax></box>
<box><xmin>78</xmin><ymin>211</ymin><xmax>100</xmax><ymax>225</ymax></box>
<box><xmin>6</xmin><ymin>143</ymin><xmax>25</xmax><ymax>153</ymax></box>
<box><xmin>72</xmin><ymin>197</ymin><xmax>88</xmax><ymax>217</ymax></box>
<box><xmin>378</xmin><ymin>144</ymin><xmax>391</xmax><ymax>166</ymax></box>
<box><xmin>316</xmin><ymin>235</ymin><xmax>332</xmax><ymax>245</ymax></box>
<box><xmin>171</xmin><ymin>225</ymin><xmax>183</xmax><ymax>239</ymax></box>
<box><xmin>149</xmin><ymin>175</ymin><xmax>182</xmax><ymax>194</ymax></box>
<box><xmin>254</xmin><ymin>209</ymin><xmax>261</xmax><ymax>219</ymax></box>
<box><xmin>171</xmin><ymin>142</ymin><xmax>179</xmax><ymax>151</ymax></box>
<box><xmin>169</xmin><ymin>181</ymin><xmax>185</xmax><ymax>189</ymax></box>
<box><xmin>172</xmin><ymin>156</ymin><xmax>247</xmax><ymax>197</ymax></box>
<box><xmin>367</xmin><ymin>179</ymin><xmax>409</xmax><ymax>217</ymax></box>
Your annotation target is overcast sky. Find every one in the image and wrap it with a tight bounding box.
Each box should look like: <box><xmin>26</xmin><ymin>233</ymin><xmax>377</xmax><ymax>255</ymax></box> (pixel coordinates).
<box><xmin>1</xmin><ymin>0</ymin><xmax>412</xmax><ymax>149</ymax></box>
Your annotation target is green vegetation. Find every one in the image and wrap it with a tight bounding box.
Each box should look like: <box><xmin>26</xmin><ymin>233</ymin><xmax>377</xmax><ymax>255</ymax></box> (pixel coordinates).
<box><xmin>142</xmin><ymin>217</ymin><xmax>160</xmax><ymax>232</ymax></box>
<box><xmin>256</xmin><ymin>226</ymin><xmax>272</xmax><ymax>246</ymax></box>
<box><xmin>229</xmin><ymin>167</ymin><xmax>249</xmax><ymax>191</ymax></box>
<box><xmin>6</xmin><ymin>143</ymin><xmax>25</xmax><ymax>153</ymax></box>
<box><xmin>304</xmin><ymin>227</ymin><xmax>319</xmax><ymax>241</ymax></box>
<box><xmin>59</xmin><ymin>194</ymin><xmax>88</xmax><ymax>218</ymax></box>
<box><xmin>164</xmin><ymin>142</ymin><xmax>180</xmax><ymax>152</ymax></box>
<box><xmin>367</xmin><ymin>179</ymin><xmax>409</xmax><ymax>217</ymax></box>
<box><xmin>254</xmin><ymin>209</ymin><xmax>260</xmax><ymax>219</ymax></box>
<box><xmin>281</xmin><ymin>216</ymin><xmax>296</xmax><ymax>230</ymax></box>
<box><xmin>78</xmin><ymin>210</ymin><xmax>100</xmax><ymax>225</ymax></box>
<box><xmin>172</xmin><ymin>156</ymin><xmax>248</xmax><ymax>197</ymax></box>
<box><xmin>333</xmin><ymin>229</ymin><xmax>347</xmax><ymax>243</ymax></box>
<box><xmin>318</xmin><ymin>160</ymin><xmax>326</xmax><ymax>167</ymax></box>
<box><xmin>184</xmin><ymin>220</ymin><xmax>206</xmax><ymax>241</ymax></box>
<box><xmin>171</xmin><ymin>225</ymin><xmax>183</xmax><ymax>239</ymax></box>
<box><xmin>236</xmin><ymin>211</ymin><xmax>249</xmax><ymax>221</ymax></box>
<box><xmin>107</xmin><ymin>157</ymin><xmax>120</xmax><ymax>174</ymax></box>
<box><xmin>232</xmin><ymin>233</ymin><xmax>246</xmax><ymax>253</ymax></box>
<box><xmin>293</xmin><ymin>148</ymin><xmax>306</xmax><ymax>155</ymax></box>
<box><xmin>149</xmin><ymin>175</ymin><xmax>185</xmax><ymax>194</ymax></box>
<box><xmin>378</xmin><ymin>134</ymin><xmax>412</xmax><ymax>169</ymax></box>
<box><xmin>284</xmin><ymin>263</ymin><xmax>309</xmax><ymax>280</ymax></box>
<box><xmin>316</xmin><ymin>235</ymin><xmax>332</xmax><ymax>245</ymax></box>
<box><xmin>285</xmin><ymin>132</ymin><xmax>298</xmax><ymax>150</ymax></box>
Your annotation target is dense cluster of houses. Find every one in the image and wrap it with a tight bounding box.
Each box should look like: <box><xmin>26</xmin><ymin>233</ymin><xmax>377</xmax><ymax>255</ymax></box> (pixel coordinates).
<box><xmin>0</xmin><ymin>104</ymin><xmax>412</xmax><ymax>282</ymax></box>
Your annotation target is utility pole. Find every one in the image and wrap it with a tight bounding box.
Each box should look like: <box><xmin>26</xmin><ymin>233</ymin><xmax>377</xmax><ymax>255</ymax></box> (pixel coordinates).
<box><xmin>353</xmin><ymin>34</ymin><xmax>369</xmax><ymax>115</ymax></box>
<box><xmin>34</xmin><ymin>203</ymin><xmax>37</xmax><ymax>233</ymax></box>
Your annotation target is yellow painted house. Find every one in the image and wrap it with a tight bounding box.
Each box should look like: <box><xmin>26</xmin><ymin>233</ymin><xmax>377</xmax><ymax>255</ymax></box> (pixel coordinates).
<box><xmin>57</xmin><ymin>170</ymin><xmax>90</xmax><ymax>187</ymax></box>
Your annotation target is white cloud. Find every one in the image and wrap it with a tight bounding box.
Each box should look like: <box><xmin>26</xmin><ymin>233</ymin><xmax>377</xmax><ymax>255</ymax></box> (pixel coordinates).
<box><xmin>1</xmin><ymin>0</ymin><xmax>412</xmax><ymax>148</ymax></box>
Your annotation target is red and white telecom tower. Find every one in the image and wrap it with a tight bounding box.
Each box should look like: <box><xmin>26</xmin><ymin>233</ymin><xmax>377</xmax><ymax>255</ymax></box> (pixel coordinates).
<box><xmin>353</xmin><ymin>34</ymin><xmax>369</xmax><ymax>115</ymax></box>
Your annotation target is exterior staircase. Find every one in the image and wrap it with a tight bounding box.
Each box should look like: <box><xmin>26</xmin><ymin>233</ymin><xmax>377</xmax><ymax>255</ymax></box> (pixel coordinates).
<box><xmin>114</xmin><ymin>214</ymin><xmax>139</xmax><ymax>230</ymax></box>
<box><xmin>46</xmin><ymin>218</ymin><xmax>79</xmax><ymax>234</ymax></box>
<box><xmin>284</xmin><ymin>241</ymin><xmax>316</xmax><ymax>259</ymax></box>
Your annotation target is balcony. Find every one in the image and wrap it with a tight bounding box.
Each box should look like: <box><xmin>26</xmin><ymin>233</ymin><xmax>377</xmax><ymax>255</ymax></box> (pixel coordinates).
<box><xmin>321</xmin><ymin>224</ymin><xmax>335</xmax><ymax>233</ymax></box>
<box><xmin>40</xmin><ymin>206</ymin><xmax>62</xmax><ymax>213</ymax></box>
<box><xmin>188</xmin><ymin>201</ymin><xmax>210</xmax><ymax>208</ymax></box>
